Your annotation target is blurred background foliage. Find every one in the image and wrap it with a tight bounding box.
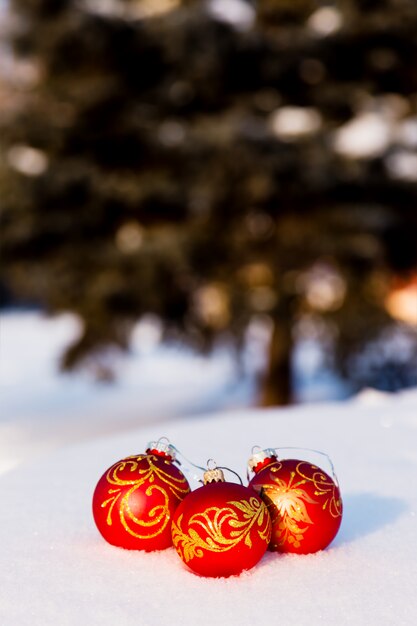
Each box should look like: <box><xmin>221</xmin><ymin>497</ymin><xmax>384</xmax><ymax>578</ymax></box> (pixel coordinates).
<box><xmin>1</xmin><ymin>0</ymin><xmax>416</xmax><ymax>404</ymax></box>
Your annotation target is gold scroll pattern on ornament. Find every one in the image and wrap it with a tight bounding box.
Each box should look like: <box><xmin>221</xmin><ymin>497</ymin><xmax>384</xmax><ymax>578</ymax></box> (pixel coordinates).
<box><xmin>260</xmin><ymin>461</ymin><xmax>342</xmax><ymax>549</ymax></box>
<box><xmin>101</xmin><ymin>454</ymin><xmax>190</xmax><ymax>539</ymax></box>
<box><xmin>172</xmin><ymin>497</ymin><xmax>271</xmax><ymax>562</ymax></box>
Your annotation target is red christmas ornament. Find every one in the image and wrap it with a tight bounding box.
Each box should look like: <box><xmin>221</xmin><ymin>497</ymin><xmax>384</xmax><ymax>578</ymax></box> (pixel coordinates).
<box><xmin>171</xmin><ymin>465</ymin><xmax>271</xmax><ymax>577</ymax></box>
<box><xmin>92</xmin><ymin>439</ymin><xmax>190</xmax><ymax>551</ymax></box>
<box><xmin>248</xmin><ymin>449</ymin><xmax>343</xmax><ymax>554</ymax></box>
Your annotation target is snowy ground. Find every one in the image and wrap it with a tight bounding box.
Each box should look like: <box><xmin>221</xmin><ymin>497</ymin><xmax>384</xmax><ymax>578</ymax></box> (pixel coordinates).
<box><xmin>1</xmin><ymin>312</ymin><xmax>416</xmax><ymax>625</ymax></box>
<box><xmin>1</xmin><ymin>389</ymin><xmax>417</xmax><ymax>625</ymax></box>
<box><xmin>0</xmin><ymin>311</ymin><xmax>347</xmax><ymax>474</ymax></box>
<box><xmin>0</xmin><ymin>311</ymin><xmax>261</xmax><ymax>474</ymax></box>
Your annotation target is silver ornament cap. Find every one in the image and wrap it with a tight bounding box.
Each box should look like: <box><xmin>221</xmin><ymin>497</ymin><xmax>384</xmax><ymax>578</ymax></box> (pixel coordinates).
<box><xmin>248</xmin><ymin>448</ymin><xmax>277</xmax><ymax>472</ymax></box>
<box><xmin>203</xmin><ymin>459</ymin><xmax>225</xmax><ymax>484</ymax></box>
<box><xmin>146</xmin><ymin>437</ymin><xmax>176</xmax><ymax>460</ymax></box>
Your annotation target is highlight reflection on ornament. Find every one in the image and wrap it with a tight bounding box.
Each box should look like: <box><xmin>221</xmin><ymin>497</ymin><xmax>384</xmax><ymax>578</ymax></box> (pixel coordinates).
<box><xmin>248</xmin><ymin>449</ymin><xmax>342</xmax><ymax>554</ymax></box>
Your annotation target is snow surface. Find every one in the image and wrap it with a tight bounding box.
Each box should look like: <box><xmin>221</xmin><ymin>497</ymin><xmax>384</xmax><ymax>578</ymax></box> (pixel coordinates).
<box><xmin>0</xmin><ymin>311</ymin><xmax>347</xmax><ymax>474</ymax></box>
<box><xmin>0</xmin><ymin>311</ymin><xmax>263</xmax><ymax>474</ymax></box>
<box><xmin>1</xmin><ymin>312</ymin><xmax>417</xmax><ymax>625</ymax></box>
<box><xmin>1</xmin><ymin>387</ymin><xmax>417</xmax><ymax>625</ymax></box>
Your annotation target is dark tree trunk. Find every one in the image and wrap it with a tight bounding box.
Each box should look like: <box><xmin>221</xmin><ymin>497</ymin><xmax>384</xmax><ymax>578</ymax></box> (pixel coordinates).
<box><xmin>260</xmin><ymin>314</ymin><xmax>293</xmax><ymax>407</ymax></box>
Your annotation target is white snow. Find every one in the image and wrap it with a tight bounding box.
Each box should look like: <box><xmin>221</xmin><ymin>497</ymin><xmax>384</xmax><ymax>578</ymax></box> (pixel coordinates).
<box><xmin>270</xmin><ymin>106</ymin><xmax>322</xmax><ymax>140</ymax></box>
<box><xmin>1</xmin><ymin>312</ymin><xmax>417</xmax><ymax>625</ymax></box>
<box><xmin>208</xmin><ymin>0</ymin><xmax>255</xmax><ymax>31</ymax></box>
<box><xmin>6</xmin><ymin>144</ymin><xmax>49</xmax><ymax>177</ymax></box>
<box><xmin>386</xmin><ymin>150</ymin><xmax>417</xmax><ymax>182</ymax></box>
<box><xmin>333</xmin><ymin>112</ymin><xmax>393</xmax><ymax>159</ymax></box>
<box><xmin>0</xmin><ymin>311</ymin><xmax>262</xmax><ymax>474</ymax></box>
<box><xmin>308</xmin><ymin>7</ymin><xmax>343</xmax><ymax>37</ymax></box>
<box><xmin>0</xmin><ymin>311</ymin><xmax>349</xmax><ymax>474</ymax></box>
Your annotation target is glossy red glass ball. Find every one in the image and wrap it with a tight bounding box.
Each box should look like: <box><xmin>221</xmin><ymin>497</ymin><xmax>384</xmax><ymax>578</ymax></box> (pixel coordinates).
<box><xmin>93</xmin><ymin>450</ymin><xmax>190</xmax><ymax>551</ymax></box>
<box><xmin>249</xmin><ymin>457</ymin><xmax>342</xmax><ymax>554</ymax></box>
<box><xmin>171</xmin><ymin>481</ymin><xmax>271</xmax><ymax>577</ymax></box>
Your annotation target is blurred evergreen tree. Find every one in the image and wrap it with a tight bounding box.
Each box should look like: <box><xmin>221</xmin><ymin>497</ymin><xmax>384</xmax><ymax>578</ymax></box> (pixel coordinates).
<box><xmin>1</xmin><ymin>0</ymin><xmax>417</xmax><ymax>402</ymax></box>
